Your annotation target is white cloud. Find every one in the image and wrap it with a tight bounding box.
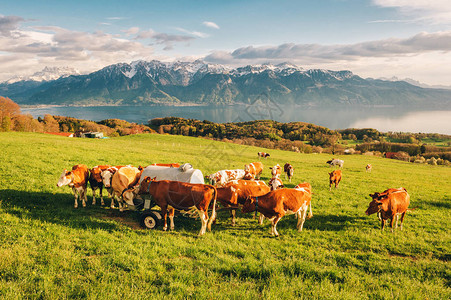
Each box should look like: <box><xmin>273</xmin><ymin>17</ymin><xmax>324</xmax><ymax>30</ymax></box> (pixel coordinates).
<box><xmin>372</xmin><ymin>0</ymin><xmax>451</xmax><ymax>24</ymax></box>
<box><xmin>174</xmin><ymin>27</ymin><xmax>209</xmax><ymax>38</ymax></box>
<box><xmin>202</xmin><ymin>21</ymin><xmax>220</xmax><ymax>29</ymax></box>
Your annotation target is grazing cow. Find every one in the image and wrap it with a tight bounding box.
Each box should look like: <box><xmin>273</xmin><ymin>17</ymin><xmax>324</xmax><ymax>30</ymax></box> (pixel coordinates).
<box><xmin>135</xmin><ymin>177</ymin><xmax>217</xmax><ymax>236</ymax></box>
<box><xmin>244</xmin><ymin>162</ymin><xmax>264</xmax><ymax>180</ymax></box>
<box><xmin>284</xmin><ymin>163</ymin><xmax>294</xmax><ymax>182</ymax></box>
<box><xmin>88</xmin><ymin>165</ymin><xmax>111</xmax><ymax>206</ymax></box>
<box><xmin>365</xmin><ymin>188</ymin><xmax>410</xmax><ymax>232</ymax></box>
<box><xmin>258</xmin><ymin>152</ymin><xmax>270</xmax><ymax>159</ymax></box>
<box><xmin>216</xmin><ymin>179</ymin><xmax>271</xmax><ymax>226</ymax></box>
<box><xmin>295</xmin><ymin>182</ymin><xmax>313</xmax><ymax>219</ymax></box>
<box><xmin>151</xmin><ymin>163</ymin><xmax>180</xmax><ymax>168</ymax></box>
<box><xmin>111</xmin><ymin>166</ymin><xmax>142</xmax><ymax>211</ymax></box>
<box><xmin>329</xmin><ymin>170</ymin><xmax>342</xmax><ymax>191</ymax></box>
<box><xmin>326</xmin><ymin>158</ymin><xmax>344</xmax><ymax>168</ymax></box>
<box><xmin>242</xmin><ymin>188</ymin><xmax>312</xmax><ymax>237</ymax></box>
<box><xmin>270</xmin><ymin>164</ymin><xmax>282</xmax><ymax>177</ymax></box>
<box><xmin>207</xmin><ymin>169</ymin><xmax>246</xmax><ymax>187</ymax></box>
<box><xmin>57</xmin><ymin>164</ymin><xmax>89</xmax><ymax>208</ymax></box>
<box><xmin>366</xmin><ymin>164</ymin><xmax>372</xmax><ymax>172</ymax></box>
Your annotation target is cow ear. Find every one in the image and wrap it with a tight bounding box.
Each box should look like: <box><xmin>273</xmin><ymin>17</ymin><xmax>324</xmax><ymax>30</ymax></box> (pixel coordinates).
<box><xmin>144</xmin><ymin>177</ymin><xmax>150</xmax><ymax>183</ymax></box>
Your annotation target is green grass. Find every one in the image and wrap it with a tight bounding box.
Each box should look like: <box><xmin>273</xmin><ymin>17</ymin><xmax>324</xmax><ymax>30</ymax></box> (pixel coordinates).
<box><xmin>0</xmin><ymin>132</ymin><xmax>450</xmax><ymax>299</ymax></box>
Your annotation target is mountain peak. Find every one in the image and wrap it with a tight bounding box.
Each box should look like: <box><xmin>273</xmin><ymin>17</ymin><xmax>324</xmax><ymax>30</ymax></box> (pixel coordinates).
<box><xmin>5</xmin><ymin>66</ymin><xmax>80</xmax><ymax>84</ymax></box>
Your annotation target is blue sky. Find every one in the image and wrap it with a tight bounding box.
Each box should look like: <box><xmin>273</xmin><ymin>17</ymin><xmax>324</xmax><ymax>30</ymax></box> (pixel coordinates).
<box><xmin>1</xmin><ymin>0</ymin><xmax>451</xmax><ymax>85</ymax></box>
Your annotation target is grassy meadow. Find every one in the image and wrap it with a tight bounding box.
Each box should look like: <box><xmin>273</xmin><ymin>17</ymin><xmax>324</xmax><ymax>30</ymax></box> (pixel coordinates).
<box><xmin>0</xmin><ymin>132</ymin><xmax>450</xmax><ymax>299</ymax></box>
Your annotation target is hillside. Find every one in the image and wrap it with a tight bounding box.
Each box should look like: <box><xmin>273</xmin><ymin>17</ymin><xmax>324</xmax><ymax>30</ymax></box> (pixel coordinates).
<box><xmin>1</xmin><ymin>60</ymin><xmax>451</xmax><ymax>107</ymax></box>
<box><xmin>0</xmin><ymin>132</ymin><xmax>449</xmax><ymax>298</ymax></box>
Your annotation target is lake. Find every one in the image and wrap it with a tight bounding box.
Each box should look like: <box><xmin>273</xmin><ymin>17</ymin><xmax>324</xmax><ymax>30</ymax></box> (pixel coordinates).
<box><xmin>21</xmin><ymin>104</ymin><xmax>451</xmax><ymax>135</ymax></box>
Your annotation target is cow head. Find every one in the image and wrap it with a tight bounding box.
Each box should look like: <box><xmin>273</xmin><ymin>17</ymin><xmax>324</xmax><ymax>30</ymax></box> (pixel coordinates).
<box><xmin>270</xmin><ymin>164</ymin><xmax>281</xmax><ymax>177</ymax></box>
<box><xmin>57</xmin><ymin>170</ymin><xmax>73</xmax><ymax>187</ymax></box>
<box><xmin>89</xmin><ymin>167</ymin><xmax>103</xmax><ymax>183</ymax></box>
<box><xmin>241</xmin><ymin>197</ymin><xmax>256</xmax><ymax>213</ymax></box>
<box><xmin>365</xmin><ymin>198</ymin><xmax>383</xmax><ymax>215</ymax></box>
<box><xmin>101</xmin><ymin>170</ymin><xmax>114</xmax><ymax>188</ymax></box>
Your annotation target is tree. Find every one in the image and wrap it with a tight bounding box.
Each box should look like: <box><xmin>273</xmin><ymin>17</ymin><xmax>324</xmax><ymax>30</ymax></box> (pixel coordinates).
<box><xmin>0</xmin><ymin>97</ymin><xmax>20</xmax><ymax>131</ymax></box>
<box><xmin>43</xmin><ymin>114</ymin><xmax>60</xmax><ymax>132</ymax></box>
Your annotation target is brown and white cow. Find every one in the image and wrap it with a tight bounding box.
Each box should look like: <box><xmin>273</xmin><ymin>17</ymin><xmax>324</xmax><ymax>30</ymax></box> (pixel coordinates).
<box><xmin>242</xmin><ymin>187</ymin><xmax>312</xmax><ymax>237</ymax></box>
<box><xmin>216</xmin><ymin>179</ymin><xmax>271</xmax><ymax>225</ymax></box>
<box><xmin>284</xmin><ymin>163</ymin><xmax>294</xmax><ymax>182</ymax></box>
<box><xmin>57</xmin><ymin>164</ymin><xmax>89</xmax><ymax>208</ymax></box>
<box><xmin>135</xmin><ymin>177</ymin><xmax>217</xmax><ymax>236</ymax></box>
<box><xmin>111</xmin><ymin>165</ymin><xmax>141</xmax><ymax>211</ymax></box>
<box><xmin>329</xmin><ymin>170</ymin><xmax>342</xmax><ymax>191</ymax></box>
<box><xmin>244</xmin><ymin>162</ymin><xmax>264</xmax><ymax>180</ymax></box>
<box><xmin>365</xmin><ymin>188</ymin><xmax>410</xmax><ymax>232</ymax></box>
<box><xmin>366</xmin><ymin>164</ymin><xmax>372</xmax><ymax>172</ymax></box>
<box><xmin>258</xmin><ymin>152</ymin><xmax>270</xmax><ymax>159</ymax></box>
<box><xmin>88</xmin><ymin>165</ymin><xmax>111</xmax><ymax>206</ymax></box>
<box><xmin>270</xmin><ymin>164</ymin><xmax>282</xmax><ymax>177</ymax></box>
<box><xmin>207</xmin><ymin>169</ymin><xmax>246</xmax><ymax>187</ymax></box>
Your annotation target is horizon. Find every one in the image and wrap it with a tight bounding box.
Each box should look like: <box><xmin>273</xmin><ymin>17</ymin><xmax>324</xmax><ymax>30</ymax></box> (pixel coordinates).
<box><xmin>1</xmin><ymin>1</ymin><xmax>451</xmax><ymax>86</ymax></box>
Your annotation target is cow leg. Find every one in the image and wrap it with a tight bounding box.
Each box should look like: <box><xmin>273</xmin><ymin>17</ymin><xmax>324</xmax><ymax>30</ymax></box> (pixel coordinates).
<box><xmin>395</xmin><ymin>214</ymin><xmax>399</xmax><ymax>229</ymax></box>
<box><xmin>377</xmin><ymin>212</ymin><xmax>382</xmax><ymax>221</ymax></box>
<box><xmin>389</xmin><ymin>218</ymin><xmax>394</xmax><ymax>232</ymax></box>
<box><xmin>99</xmin><ymin>186</ymin><xmax>105</xmax><ymax>206</ymax></box>
<box><xmin>161</xmin><ymin>206</ymin><xmax>168</xmax><ymax>231</ymax></box>
<box><xmin>197</xmin><ymin>209</ymin><xmax>208</xmax><ymax>236</ymax></box>
<box><xmin>82</xmin><ymin>188</ymin><xmax>87</xmax><ymax>208</ymax></box>
<box><xmin>307</xmin><ymin>202</ymin><xmax>313</xmax><ymax>219</ymax></box>
<box><xmin>230</xmin><ymin>209</ymin><xmax>236</xmax><ymax>226</ymax></box>
<box><xmin>400</xmin><ymin>212</ymin><xmax>406</xmax><ymax>231</ymax></box>
<box><xmin>258</xmin><ymin>213</ymin><xmax>265</xmax><ymax>225</ymax></box>
<box><xmin>91</xmin><ymin>187</ymin><xmax>97</xmax><ymax>205</ymax></box>
<box><xmin>381</xmin><ymin>219</ymin><xmax>385</xmax><ymax>232</ymax></box>
<box><xmin>72</xmin><ymin>187</ymin><xmax>79</xmax><ymax>208</ymax></box>
<box><xmin>168</xmin><ymin>207</ymin><xmax>175</xmax><ymax>231</ymax></box>
<box><xmin>271</xmin><ymin>217</ymin><xmax>281</xmax><ymax>237</ymax></box>
<box><xmin>297</xmin><ymin>207</ymin><xmax>308</xmax><ymax>232</ymax></box>
<box><xmin>329</xmin><ymin>182</ymin><xmax>332</xmax><ymax>191</ymax></box>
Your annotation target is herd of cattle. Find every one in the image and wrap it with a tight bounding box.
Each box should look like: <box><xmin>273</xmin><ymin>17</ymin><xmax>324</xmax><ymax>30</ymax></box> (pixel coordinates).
<box><xmin>56</xmin><ymin>153</ymin><xmax>412</xmax><ymax>236</ymax></box>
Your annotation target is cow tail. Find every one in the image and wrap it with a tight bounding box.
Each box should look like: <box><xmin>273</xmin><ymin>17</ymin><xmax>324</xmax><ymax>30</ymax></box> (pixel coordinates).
<box><xmin>407</xmin><ymin>206</ymin><xmax>418</xmax><ymax>212</ymax></box>
<box><xmin>207</xmin><ymin>186</ymin><xmax>217</xmax><ymax>231</ymax></box>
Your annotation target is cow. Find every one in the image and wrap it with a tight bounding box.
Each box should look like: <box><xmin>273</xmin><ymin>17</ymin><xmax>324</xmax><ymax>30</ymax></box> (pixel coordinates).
<box><xmin>326</xmin><ymin>158</ymin><xmax>344</xmax><ymax>168</ymax></box>
<box><xmin>258</xmin><ymin>152</ymin><xmax>270</xmax><ymax>159</ymax></box>
<box><xmin>111</xmin><ymin>165</ymin><xmax>142</xmax><ymax>211</ymax></box>
<box><xmin>215</xmin><ymin>179</ymin><xmax>270</xmax><ymax>226</ymax></box>
<box><xmin>270</xmin><ymin>164</ymin><xmax>282</xmax><ymax>177</ymax></box>
<box><xmin>242</xmin><ymin>187</ymin><xmax>312</xmax><ymax>237</ymax></box>
<box><xmin>268</xmin><ymin>176</ymin><xmax>284</xmax><ymax>191</ymax></box>
<box><xmin>366</xmin><ymin>164</ymin><xmax>372</xmax><ymax>172</ymax></box>
<box><xmin>244</xmin><ymin>162</ymin><xmax>264</xmax><ymax>180</ymax></box>
<box><xmin>57</xmin><ymin>164</ymin><xmax>89</xmax><ymax>208</ymax></box>
<box><xmin>207</xmin><ymin>169</ymin><xmax>246</xmax><ymax>187</ymax></box>
<box><xmin>284</xmin><ymin>163</ymin><xmax>294</xmax><ymax>182</ymax></box>
<box><xmin>88</xmin><ymin>165</ymin><xmax>111</xmax><ymax>206</ymax></box>
<box><xmin>135</xmin><ymin>177</ymin><xmax>217</xmax><ymax>236</ymax></box>
<box><xmin>329</xmin><ymin>170</ymin><xmax>342</xmax><ymax>191</ymax></box>
<box><xmin>365</xmin><ymin>188</ymin><xmax>410</xmax><ymax>232</ymax></box>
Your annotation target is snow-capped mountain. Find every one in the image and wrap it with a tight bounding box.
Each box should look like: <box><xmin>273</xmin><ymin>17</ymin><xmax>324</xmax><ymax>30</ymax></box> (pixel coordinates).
<box><xmin>5</xmin><ymin>66</ymin><xmax>80</xmax><ymax>84</ymax></box>
<box><xmin>1</xmin><ymin>60</ymin><xmax>450</xmax><ymax>107</ymax></box>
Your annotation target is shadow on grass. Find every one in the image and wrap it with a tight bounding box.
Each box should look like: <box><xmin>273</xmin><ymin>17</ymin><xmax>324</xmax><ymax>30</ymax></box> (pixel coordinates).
<box><xmin>0</xmin><ymin>189</ymin><xmax>212</xmax><ymax>234</ymax></box>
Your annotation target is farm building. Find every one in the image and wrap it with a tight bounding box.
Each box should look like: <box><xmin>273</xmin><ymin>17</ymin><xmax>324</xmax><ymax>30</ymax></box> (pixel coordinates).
<box><xmin>79</xmin><ymin>132</ymin><xmax>104</xmax><ymax>138</ymax></box>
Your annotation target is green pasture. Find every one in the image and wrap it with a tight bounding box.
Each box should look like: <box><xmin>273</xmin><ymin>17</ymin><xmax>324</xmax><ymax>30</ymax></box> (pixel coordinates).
<box><xmin>0</xmin><ymin>132</ymin><xmax>449</xmax><ymax>299</ymax></box>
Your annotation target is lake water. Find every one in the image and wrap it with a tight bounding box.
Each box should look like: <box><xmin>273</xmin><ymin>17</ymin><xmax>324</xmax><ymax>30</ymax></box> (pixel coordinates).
<box><xmin>21</xmin><ymin>105</ymin><xmax>451</xmax><ymax>135</ymax></box>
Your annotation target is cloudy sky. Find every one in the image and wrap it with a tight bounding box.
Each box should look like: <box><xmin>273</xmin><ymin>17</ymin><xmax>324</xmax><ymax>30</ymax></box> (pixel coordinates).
<box><xmin>1</xmin><ymin>0</ymin><xmax>451</xmax><ymax>85</ymax></box>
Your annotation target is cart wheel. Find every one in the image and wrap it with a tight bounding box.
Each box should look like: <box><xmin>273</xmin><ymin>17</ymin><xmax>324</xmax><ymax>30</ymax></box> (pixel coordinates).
<box><xmin>140</xmin><ymin>212</ymin><xmax>159</xmax><ymax>229</ymax></box>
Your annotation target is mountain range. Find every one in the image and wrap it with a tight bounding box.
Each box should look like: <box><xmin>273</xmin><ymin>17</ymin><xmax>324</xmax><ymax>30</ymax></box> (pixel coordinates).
<box><xmin>1</xmin><ymin>60</ymin><xmax>450</xmax><ymax>107</ymax></box>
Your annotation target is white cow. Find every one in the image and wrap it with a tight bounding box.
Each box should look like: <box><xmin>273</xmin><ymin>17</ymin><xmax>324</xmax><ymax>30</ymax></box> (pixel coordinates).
<box><xmin>326</xmin><ymin>158</ymin><xmax>344</xmax><ymax>168</ymax></box>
